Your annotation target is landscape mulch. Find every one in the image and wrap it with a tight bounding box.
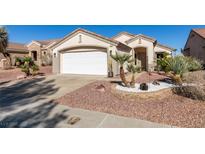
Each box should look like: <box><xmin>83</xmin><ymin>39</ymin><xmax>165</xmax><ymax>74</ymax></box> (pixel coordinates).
<box><xmin>55</xmin><ymin>80</ymin><xmax>205</xmax><ymax>128</ymax></box>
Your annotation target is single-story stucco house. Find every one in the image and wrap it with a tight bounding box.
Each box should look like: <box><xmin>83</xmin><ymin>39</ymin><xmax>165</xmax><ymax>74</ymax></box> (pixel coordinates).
<box><xmin>182</xmin><ymin>28</ymin><xmax>205</xmax><ymax>65</ymax></box>
<box><xmin>51</xmin><ymin>28</ymin><xmax>175</xmax><ymax>76</ymax></box>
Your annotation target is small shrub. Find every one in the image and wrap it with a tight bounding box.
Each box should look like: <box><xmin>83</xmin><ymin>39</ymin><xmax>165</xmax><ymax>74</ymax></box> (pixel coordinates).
<box><xmin>31</xmin><ymin>64</ymin><xmax>39</xmax><ymax>76</ymax></box>
<box><xmin>183</xmin><ymin>71</ymin><xmax>205</xmax><ymax>84</ymax></box>
<box><xmin>156</xmin><ymin>53</ymin><xmax>172</xmax><ymax>72</ymax></box>
<box><xmin>172</xmin><ymin>86</ymin><xmax>205</xmax><ymax>101</ymax></box>
<box><xmin>20</xmin><ymin>57</ymin><xmax>39</xmax><ymax>76</ymax></box>
<box><xmin>185</xmin><ymin>57</ymin><xmax>203</xmax><ymax>71</ymax></box>
<box><xmin>15</xmin><ymin>57</ymin><xmax>24</xmax><ymax>67</ymax></box>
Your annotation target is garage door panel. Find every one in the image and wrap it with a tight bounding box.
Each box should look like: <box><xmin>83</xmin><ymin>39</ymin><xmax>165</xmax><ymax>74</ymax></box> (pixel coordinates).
<box><xmin>61</xmin><ymin>51</ymin><xmax>107</xmax><ymax>75</ymax></box>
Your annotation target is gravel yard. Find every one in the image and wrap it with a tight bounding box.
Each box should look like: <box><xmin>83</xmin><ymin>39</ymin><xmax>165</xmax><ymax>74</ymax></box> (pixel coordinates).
<box><xmin>55</xmin><ymin>80</ymin><xmax>205</xmax><ymax>128</ymax></box>
<box><xmin>0</xmin><ymin>66</ymin><xmax>52</xmax><ymax>83</ymax></box>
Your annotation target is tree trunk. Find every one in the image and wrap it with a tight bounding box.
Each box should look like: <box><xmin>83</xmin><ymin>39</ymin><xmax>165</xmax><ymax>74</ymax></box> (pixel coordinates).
<box><xmin>3</xmin><ymin>53</ymin><xmax>12</xmax><ymax>69</ymax></box>
<box><xmin>130</xmin><ymin>73</ymin><xmax>135</xmax><ymax>88</ymax></box>
<box><xmin>120</xmin><ymin>66</ymin><xmax>128</xmax><ymax>86</ymax></box>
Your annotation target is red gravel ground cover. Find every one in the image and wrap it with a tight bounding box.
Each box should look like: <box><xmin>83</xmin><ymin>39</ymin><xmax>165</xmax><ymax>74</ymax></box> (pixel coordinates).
<box><xmin>136</xmin><ymin>72</ymin><xmax>169</xmax><ymax>83</ymax></box>
<box><xmin>0</xmin><ymin>66</ymin><xmax>52</xmax><ymax>83</ymax></box>
<box><xmin>55</xmin><ymin>80</ymin><xmax>205</xmax><ymax>128</ymax></box>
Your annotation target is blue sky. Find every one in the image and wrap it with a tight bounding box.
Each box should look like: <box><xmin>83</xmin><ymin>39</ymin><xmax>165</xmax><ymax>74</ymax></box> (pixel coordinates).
<box><xmin>5</xmin><ymin>25</ymin><xmax>205</xmax><ymax>54</ymax></box>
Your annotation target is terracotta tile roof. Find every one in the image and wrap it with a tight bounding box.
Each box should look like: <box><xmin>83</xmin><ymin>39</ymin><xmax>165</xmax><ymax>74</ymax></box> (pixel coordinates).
<box><xmin>192</xmin><ymin>28</ymin><xmax>205</xmax><ymax>38</ymax></box>
<box><xmin>7</xmin><ymin>42</ymin><xmax>28</xmax><ymax>52</ymax></box>
<box><xmin>35</xmin><ymin>38</ymin><xmax>62</xmax><ymax>46</ymax></box>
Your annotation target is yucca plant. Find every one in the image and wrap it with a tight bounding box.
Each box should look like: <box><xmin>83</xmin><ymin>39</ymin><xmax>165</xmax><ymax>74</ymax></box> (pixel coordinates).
<box><xmin>127</xmin><ymin>64</ymin><xmax>141</xmax><ymax>87</ymax></box>
<box><xmin>110</xmin><ymin>52</ymin><xmax>133</xmax><ymax>86</ymax></box>
<box><xmin>20</xmin><ymin>56</ymin><xmax>39</xmax><ymax>76</ymax></box>
<box><xmin>166</xmin><ymin>56</ymin><xmax>189</xmax><ymax>85</ymax></box>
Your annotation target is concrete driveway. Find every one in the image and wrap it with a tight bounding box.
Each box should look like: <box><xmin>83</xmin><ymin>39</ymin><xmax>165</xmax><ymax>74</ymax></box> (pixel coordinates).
<box><xmin>0</xmin><ymin>74</ymin><xmax>173</xmax><ymax>128</ymax></box>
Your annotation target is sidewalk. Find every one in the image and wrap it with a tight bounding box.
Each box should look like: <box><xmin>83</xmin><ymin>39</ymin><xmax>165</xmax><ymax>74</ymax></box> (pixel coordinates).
<box><xmin>45</xmin><ymin>104</ymin><xmax>175</xmax><ymax>128</ymax></box>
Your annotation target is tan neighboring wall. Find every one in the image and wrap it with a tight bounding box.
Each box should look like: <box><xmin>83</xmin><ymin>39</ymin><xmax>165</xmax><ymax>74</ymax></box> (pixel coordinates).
<box><xmin>183</xmin><ymin>30</ymin><xmax>205</xmax><ymax>64</ymax></box>
<box><xmin>0</xmin><ymin>42</ymin><xmax>28</xmax><ymax>68</ymax></box>
<box><xmin>9</xmin><ymin>51</ymin><xmax>29</xmax><ymax>65</ymax></box>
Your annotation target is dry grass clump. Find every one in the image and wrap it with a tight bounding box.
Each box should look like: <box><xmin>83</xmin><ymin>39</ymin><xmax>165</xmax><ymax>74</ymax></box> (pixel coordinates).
<box><xmin>183</xmin><ymin>70</ymin><xmax>205</xmax><ymax>84</ymax></box>
<box><xmin>173</xmin><ymin>71</ymin><xmax>205</xmax><ymax>101</ymax></box>
<box><xmin>172</xmin><ymin>86</ymin><xmax>205</xmax><ymax>101</ymax></box>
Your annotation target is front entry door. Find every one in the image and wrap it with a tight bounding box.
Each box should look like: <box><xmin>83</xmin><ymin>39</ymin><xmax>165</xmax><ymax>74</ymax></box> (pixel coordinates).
<box><xmin>135</xmin><ymin>51</ymin><xmax>147</xmax><ymax>71</ymax></box>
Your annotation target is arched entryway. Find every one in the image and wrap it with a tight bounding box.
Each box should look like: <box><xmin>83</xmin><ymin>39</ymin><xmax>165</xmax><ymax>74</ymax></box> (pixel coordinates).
<box><xmin>134</xmin><ymin>47</ymin><xmax>147</xmax><ymax>71</ymax></box>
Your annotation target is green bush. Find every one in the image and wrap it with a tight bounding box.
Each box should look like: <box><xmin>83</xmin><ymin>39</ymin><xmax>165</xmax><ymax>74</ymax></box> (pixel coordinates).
<box><xmin>20</xmin><ymin>57</ymin><xmax>39</xmax><ymax>76</ymax></box>
<box><xmin>15</xmin><ymin>57</ymin><xmax>24</xmax><ymax>67</ymax></box>
<box><xmin>166</xmin><ymin>56</ymin><xmax>189</xmax><ymax>77</ymax></box>
<box><xmin>156</xmin><ymin>53</ymin><xmax>172</xmax><ymax>72</ymax></box>
<box><xmin>31</xmin><ymin>64</ymin><xmax>39</xmax><ymax>75</ymax></box>
<box><xmin>185</xmin><ymin>57</ymin><xmax>203</xmax><ymax>71</ymax></box>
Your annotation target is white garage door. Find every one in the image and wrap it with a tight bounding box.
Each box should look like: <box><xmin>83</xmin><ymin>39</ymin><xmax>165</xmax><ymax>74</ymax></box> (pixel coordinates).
<box><xmin>61</xmin><ymin>51</ymin><xmax>107</xmax><ymax>75</ymax></box>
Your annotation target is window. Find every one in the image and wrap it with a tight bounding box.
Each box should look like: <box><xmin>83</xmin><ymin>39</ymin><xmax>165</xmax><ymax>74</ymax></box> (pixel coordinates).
<box><xmin>54</xmin><ymin>53</ymin><xmax>56</xmax><ymax>58</ymax></box>
<box><xmin>44</xmin><ymin>51</ymin><xmax>46</xmax><ymax>55</ymax></box>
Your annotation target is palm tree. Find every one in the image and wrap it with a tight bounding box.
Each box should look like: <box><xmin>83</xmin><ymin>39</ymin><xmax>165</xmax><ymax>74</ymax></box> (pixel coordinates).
<box><xmin>127</xmin><ymin>64</ymin><xmax>141</xmax><ymax>87</ymax></box>
<box><xmin>110</xmin><ymin>52</ymin><xmax>133</xmax><ymax>86</ymax></box>
<box><xmin>0</xmin><ymin>26</ymin><xmax>10</xmax><ymax>66</ymax></box>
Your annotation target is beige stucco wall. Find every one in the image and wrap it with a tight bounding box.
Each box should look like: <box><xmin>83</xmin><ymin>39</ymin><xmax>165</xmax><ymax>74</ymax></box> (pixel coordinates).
<box><xmin>10</xmin><ymin>52</ymin><xmax>29</xmax><ymax>65</ymax></box>
<box><xmin>127</xmin><ymin>38</ymin><xmax>154</xmax><ymax>70</ymax></box>
<box><xmin>52</xmin><ymin>32</ymin><xmax>119</xmax><ymax>76</ymax></box>
<box><xmin>52</xmin><ymin>31</ymin><xmax>173</xmax><ymax>75</ymax></box>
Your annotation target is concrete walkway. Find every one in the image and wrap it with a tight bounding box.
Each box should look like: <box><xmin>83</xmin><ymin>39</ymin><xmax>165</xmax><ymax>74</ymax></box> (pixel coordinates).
<box><xmin>53</xmin><ymin>105</ymin><xmax>174</xmax><ymax>128</ymax></box>
<box><xmin>0</xmin><ymin>74</ymin><xmax>174</xmax><ymax>128</ymax></box>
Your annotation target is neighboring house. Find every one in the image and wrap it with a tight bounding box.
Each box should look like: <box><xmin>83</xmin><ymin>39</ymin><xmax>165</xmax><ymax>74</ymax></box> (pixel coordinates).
<box><xmin>0</xmin><ymin>39</ymin><xmax>60</xmax><ymax>68</ymax></box>
<box><xmin>51</xmin><ymin>28</ymin><xmax>175</xmax><ymax>76</ymax></box>
<box><xmin>27</xmin><ymin>39</ymin><xmax>61</xmax><ymax>66</ymax></box>
<box><xmin>0</xmin><ymin>42</ymin><xmax>29</xmax><ymax>66</ymax></box>
<box><xmin>183</xmin><ymin>28</ymin><xmax>205</xmax><ymax>65</ymax></box>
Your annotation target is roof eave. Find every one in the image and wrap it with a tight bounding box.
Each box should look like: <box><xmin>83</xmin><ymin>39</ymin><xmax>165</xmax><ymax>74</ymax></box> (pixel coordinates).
<box><xmin>50</xmin><ymin>28</ymin><xmax>118</xmax><ymax>50</ymax></box>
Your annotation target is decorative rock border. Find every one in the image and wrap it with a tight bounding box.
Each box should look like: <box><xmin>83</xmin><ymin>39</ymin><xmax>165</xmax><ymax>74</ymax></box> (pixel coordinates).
<box><xmin>111</xmin><ymin>84</ymin><xmax>173</xmax><ymax>100</ymax></box>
